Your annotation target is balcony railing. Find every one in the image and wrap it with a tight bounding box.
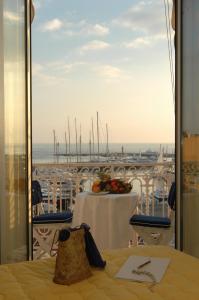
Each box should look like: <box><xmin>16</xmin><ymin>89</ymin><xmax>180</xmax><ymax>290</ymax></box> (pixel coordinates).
<box><xmin>33</xmin><ymin>161</ymin><xmax>175</xmax><ymax>217</ymax></box>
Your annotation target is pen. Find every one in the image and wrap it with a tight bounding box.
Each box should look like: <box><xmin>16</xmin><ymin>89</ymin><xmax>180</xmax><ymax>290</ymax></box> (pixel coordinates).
<box><xmin>137</xmin><ymin>259</ymin><xmax>151</xmax><ymax>269</ymax></box>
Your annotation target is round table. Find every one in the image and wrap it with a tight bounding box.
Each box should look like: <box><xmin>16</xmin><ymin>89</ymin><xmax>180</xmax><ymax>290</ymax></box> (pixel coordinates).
<box><xmin>72</xmin><ymin>192</ymin><xmax>138</xmax><ymax>250</ymax></box>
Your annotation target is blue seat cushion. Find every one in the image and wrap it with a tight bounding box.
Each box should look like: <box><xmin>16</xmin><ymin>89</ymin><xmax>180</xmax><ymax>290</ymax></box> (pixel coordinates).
<box><xmin>33</xmin><ymin>211</ymin><xmax>73</xmax><ymax>224</ymax></box>
<box><xmin>129</xmin><ymin>214</ymin><xmax>171</xmax><ymax>228</ymax></box>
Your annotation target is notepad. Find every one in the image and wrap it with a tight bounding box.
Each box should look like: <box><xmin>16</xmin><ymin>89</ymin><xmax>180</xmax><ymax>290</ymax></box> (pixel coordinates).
<box><xmin>115</xmin><ymin>256</ymin><xmax>170</xmax><ymax>283</ymax></box>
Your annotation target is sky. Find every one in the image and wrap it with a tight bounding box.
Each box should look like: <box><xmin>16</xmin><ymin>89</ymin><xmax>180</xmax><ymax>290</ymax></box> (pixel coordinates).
<box><xmin>32</xmin><ymin>0</ymin><xmax>175</xmax><ymax>144</ymax></box>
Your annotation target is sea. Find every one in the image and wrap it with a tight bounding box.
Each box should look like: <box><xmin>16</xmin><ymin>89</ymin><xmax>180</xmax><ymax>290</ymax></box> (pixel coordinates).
<box><xmin>33</xmin><ymin>143</ymin><xmax>175</xmax><ymax>164</ymax></box>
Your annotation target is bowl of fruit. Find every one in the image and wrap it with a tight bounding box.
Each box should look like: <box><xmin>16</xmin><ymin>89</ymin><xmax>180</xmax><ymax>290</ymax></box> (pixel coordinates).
<box><xmin>92</xmin><ymin>172</ymin><xmax>132</xmax><ymax>194</ymax></box>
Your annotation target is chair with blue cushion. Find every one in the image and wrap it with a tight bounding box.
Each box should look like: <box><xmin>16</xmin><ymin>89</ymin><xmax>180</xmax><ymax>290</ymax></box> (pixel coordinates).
<box><xmin>32</xmin><ymin>180</ymin><xmax>73</xmax><ymax>259</ymax></box>
<box><xmin>129</xmin><ymin>182</ymin><xmax>175</xmax><ymax>245</ymax></box>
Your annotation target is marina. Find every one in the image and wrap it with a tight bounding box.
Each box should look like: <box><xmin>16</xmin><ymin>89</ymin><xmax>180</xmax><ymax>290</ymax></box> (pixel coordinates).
<box><xmin>52</xmin><ymin>150</ymin><xmax>174</xmax><ymax>161</ymax></box>
<box><xmin>33</xmin><ymin>143</ymin><xmax>175</xmax><ymax>164</ymax></box>
<box><xmin>50</xmin><ymin>112</ymin><xmax>174</xmax><ymax>164</ymax></box>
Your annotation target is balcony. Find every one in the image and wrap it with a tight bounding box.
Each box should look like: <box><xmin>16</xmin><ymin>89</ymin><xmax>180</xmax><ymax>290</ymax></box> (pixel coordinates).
<box><xmin>32</xmin><ymin>161</ymin><xmax>175</xmax><ymax>258</ymax></box>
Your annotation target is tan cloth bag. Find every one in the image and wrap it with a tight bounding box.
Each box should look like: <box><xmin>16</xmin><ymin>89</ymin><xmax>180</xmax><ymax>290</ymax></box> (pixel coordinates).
<box><xmin>53</xmin><ymin>228</ymin><xmax>92</xmax><ymax>285</ymax></box>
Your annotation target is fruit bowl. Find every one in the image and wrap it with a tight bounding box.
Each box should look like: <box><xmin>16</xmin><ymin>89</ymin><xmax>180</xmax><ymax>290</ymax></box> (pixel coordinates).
<box><xmin>92</xmin><ymin>173</ymin><xmax>132</xmax><ymax>194</ymax></box>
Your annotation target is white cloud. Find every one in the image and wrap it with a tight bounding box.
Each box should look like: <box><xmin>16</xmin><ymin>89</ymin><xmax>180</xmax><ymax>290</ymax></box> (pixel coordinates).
<box><xmin>32</xmin><ymin>63</ymin><xmax>44</xmax><ymax>76</ymax></box>
<box><xmin>125</xmin><ymin>37</ymin><xmax>151</xmax><ymax>48</ymax></box>
<box><xmin>62</xmin><ymin>62</ymin><xmax>86</xmax><ymax>73</ymax></box>
<box><xmin>64</xmin><ymin>30</ymin><xmax>76</xmax><ymax>37</ymax></box>
<box><xmin>63</xmin><ymin>22</ymin><xmax>110</xmax><ymax>37</ymax></box>
<box><xmin>33</xmin><ymin>63</ymin><xmax>65</xmax><ymax>86</ymax></box>
<box><xmin>97</xmin><ymin>65</ymin><xmax>122</xmax><ymax>79</ymax></box>
<box><xmin>113</xmin><ymin>0</ymin><xmax>167</xmax><ymax>35</ymax></box>
<box><xmin>32</xmin><ymin>60</ymin><xmax>127</xmax><ymax>86</ymax></box>
<box><xmin>4</xmin><ymin>11</ymin><xmax>21</xmax><ymax>22</ymax></box>
<box><xmin>82</xmin><ymin>24</ymin><xmax>109</xmax><ymax>36</ymax></box>
<box><xmin>39</xmin><ymin>16</ymin><xmax>110</xmax><ymax>37</ymax></box>
<box><xmin>41</xmin><ymin>18</ymin><xmax>63</xmax><ymax>32</ymax></box>
<box><xmin>46</xmin><ymin>61</ymin><xmax>86</xmax><ymax>73</ymax></box>
<box><xmin>81</xmin><ymin>40</ymin><xmax>110</xmax><ymax>52</ymax></box>
<box><xmin>33</xmin><ymin>0</ymin><xmax>41</xmax><ymax>9</ymax></box>
<box><xmin>32</xmin><ymin>60</ymin><xmax>86</xmax><ymax>86</ymax></box>
<box><xmin>124</xmin><ymin>34</ymin><xmax>167</xmax><ymax>49</ymax></box>
<box><xmin>33</xmin><ymin>0</ymin><xmax>52</xmax><ymax>10</ymax></box>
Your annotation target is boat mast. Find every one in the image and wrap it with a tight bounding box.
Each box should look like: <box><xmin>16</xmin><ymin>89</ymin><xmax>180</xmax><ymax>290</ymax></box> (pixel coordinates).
<box><xmin>91</xmin><ymin>118</ymin><xmax>95</xmax><ymax>155</ymax></box>
<box><xmin>75</xmin><ymin>117</ymin><xmax>78</xmax><ymax>162</ymax></box>
<box><xmin>79</xmin><ymin>124</ymin><xmax>82</xmax><ymax>162</ymax></box>
<box><xmin>57</xmin><ymin>142</ymin><xmax>59</xmax><ymax>155</ymax></box>
<box><xmin>97</xmin><ymin>111</ymin><xmax>100</xmax><ymax>160</ymax></box>
<box><xmin>64</xmin><ymin>131</ymin><xmax>67</xmax><ymax>154</ymax></box>
<box><xmin>121</xmin><ymin>145</ymin><xmax>124</xmax><ymax>156</ymax></box>
<box><xmin>158</xmin><ymin>144</ymin><xmax>162</xmax><ymax>162</ymax></box>
<box><xmin>64</xmin><ymin>131</ymin><xmax>68</xmax><ymax>162</ymax></box>
<box><xmin>53</xmin><ymin>129</ymin><xmax>56</xmax><ymax>157</ymax></box>
<box><xmin>67</xmin><ymin>117</ymin><xmax>71</xmax><ymax>162</ymax></box>
<box><xmin>56</xmin><ymin>141</ymin><xmax>59</xmax><ymax>163</ymax></box>
<box><xmin>106</xmin><ymin>123</ymin><xmax>109</xmax><ymax>157</ymax></box>
<box><xmin>89</xmin><ymin>131</ymin><xmax>92</xmax><ymax>162</ymax></box>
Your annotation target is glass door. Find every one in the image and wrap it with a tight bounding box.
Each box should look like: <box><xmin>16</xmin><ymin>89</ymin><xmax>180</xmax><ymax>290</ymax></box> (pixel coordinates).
<box><xmin>0</xmin><ymin>0</ymin><xmax>32</xmax><ymax>263</ymax></box>
<box><xmin>177</xmin><ymin>0</ymin><xmax>199</xmax><ymax>257</ymax></box>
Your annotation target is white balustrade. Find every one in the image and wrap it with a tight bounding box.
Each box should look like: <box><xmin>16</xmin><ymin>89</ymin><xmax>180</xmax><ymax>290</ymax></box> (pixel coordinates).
<box><xmin>33</xmin><ymin>162</ymin><xmax>175</xmax><ymax>217</ymax></box>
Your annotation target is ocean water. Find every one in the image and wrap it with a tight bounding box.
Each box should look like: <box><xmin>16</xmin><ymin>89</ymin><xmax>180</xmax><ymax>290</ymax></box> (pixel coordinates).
<box><xmin>33</xmin><ymin>143</ymin><xmax>175</xmax><ymax>163</ymax></box>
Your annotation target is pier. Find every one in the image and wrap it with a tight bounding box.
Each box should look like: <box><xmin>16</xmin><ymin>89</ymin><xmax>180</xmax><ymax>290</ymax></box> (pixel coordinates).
<box><xmin>53</xmin><ymin>151</ymin><xmax>174</xmax><ymax>159</ymax></box>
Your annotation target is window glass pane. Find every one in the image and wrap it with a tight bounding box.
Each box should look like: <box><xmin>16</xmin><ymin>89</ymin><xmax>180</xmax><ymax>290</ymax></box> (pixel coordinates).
<box><xmin>0</xmin><ymin>0</ymin><xmax>28</xmax><ymax>263</ymax></box>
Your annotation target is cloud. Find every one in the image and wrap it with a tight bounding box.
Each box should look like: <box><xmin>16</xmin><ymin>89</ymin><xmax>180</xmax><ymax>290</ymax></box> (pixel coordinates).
<box><xmin>81</xmin><ymin>40</ymin><xmax>110</xmax><ymax>52</ymax></box>
<box><xmin>113</xmin><ymin>0</ymin><xmax>167</xmax><ymax>35</ymax></box>
<box><xmin>33</xmin><ymin>0</ymin><xmax>52</xmax><ymax>10</ymax></box>
<box><xmin>32</xmin><ymin>60</ymin><xmax>127</xmax><ymax>86</ymax></box>
<box><xmin>96</xmin><ymin>65</ymin><xmax>122</xmax><ymax>79</ymax></box>
<box><xmin>39</xmin><ymin>15</ymin><xmax>110</xmax><ymax>37</ymax></box>
<box><xmin>63</xmin><ymin>22</ymin><xmax>110</xmax><ymax>37</ymax></box>
<box><xmin>82</xmin><ymin>24</ymin><xmax>109</xmax><ymax>36</ymax></box>
<box><xmin>124</xmin><ymin>34</ymin><xmax>166</xmax><ymax>49</ymax></box>
<box><xmin>46</xmin><ymin>60</ymin><xmax>86</xmax><ymax>73</ymax></box>
<box><xmin>41</xmin><ymin>18</ymin><xmax>63</xmax><ymax>32</ymax></box>
<box><xmin>62</xmin><ymin>62</ymin><xmax>86</xmax><ymax>73</ymax></box>
<box><xmin>125</xmin><ymin>37</ymin><xmax>151</xmax><ymax>48</ymax></box>
<box><xmin>32</xmin><ymin>63</ymin><xmax>44</xmax><ymax>76</ymax></box>
<box><xmin>4</xmin><ymin>11</ymin><xmax>21</xmax><ymax>22</ymax></box>
<box><xmin>32</xmin><ymin>62</ymin><xmax>64</xmax><ymax>86</ymax></box>
<box><xmin>33</xmin><ymin>63</ymin><xmax>65</xmax><ymax>86</ymax></box>
<box><xmin>33</xmin><ymin>0</ymin><xmax>42</xmax><ymax>9</ymax></box>
<box><xmin>32</xmin><ymin>60</ymin><xmax>86</xmax><ymax>86</ymax></box>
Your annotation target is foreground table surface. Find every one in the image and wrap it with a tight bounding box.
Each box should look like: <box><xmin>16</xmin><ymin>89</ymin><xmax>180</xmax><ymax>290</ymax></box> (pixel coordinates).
<box><xmin>1</xmin><ymin>246</ymin><xmax>199</xmax><ymax>300</ymax></box>
<box><xmin>73</xmin><ymin>192</ymin><xmax>138</xmax><ymax>250</ymax></box>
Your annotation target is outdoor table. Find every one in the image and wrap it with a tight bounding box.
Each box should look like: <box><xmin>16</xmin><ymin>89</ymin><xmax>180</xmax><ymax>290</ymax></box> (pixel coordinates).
<box><xmin>72</xmin><ymin>191</ymin><xmax>138</xmax><ymax>250</ymax></box>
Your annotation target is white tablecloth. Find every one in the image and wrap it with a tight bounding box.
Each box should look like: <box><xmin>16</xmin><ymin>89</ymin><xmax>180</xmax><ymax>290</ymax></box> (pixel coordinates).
<box><xmin>72</xmin><ymin>192</ymin><xmax>138</xmax><ymax>250</ymax></box>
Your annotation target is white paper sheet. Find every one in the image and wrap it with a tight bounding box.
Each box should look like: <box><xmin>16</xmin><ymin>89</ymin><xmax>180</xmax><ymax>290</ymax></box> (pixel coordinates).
<box><xmin>115</xmin><ymin>256</ymin><xmax>170</xmax><ymax>283</ymax></box>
